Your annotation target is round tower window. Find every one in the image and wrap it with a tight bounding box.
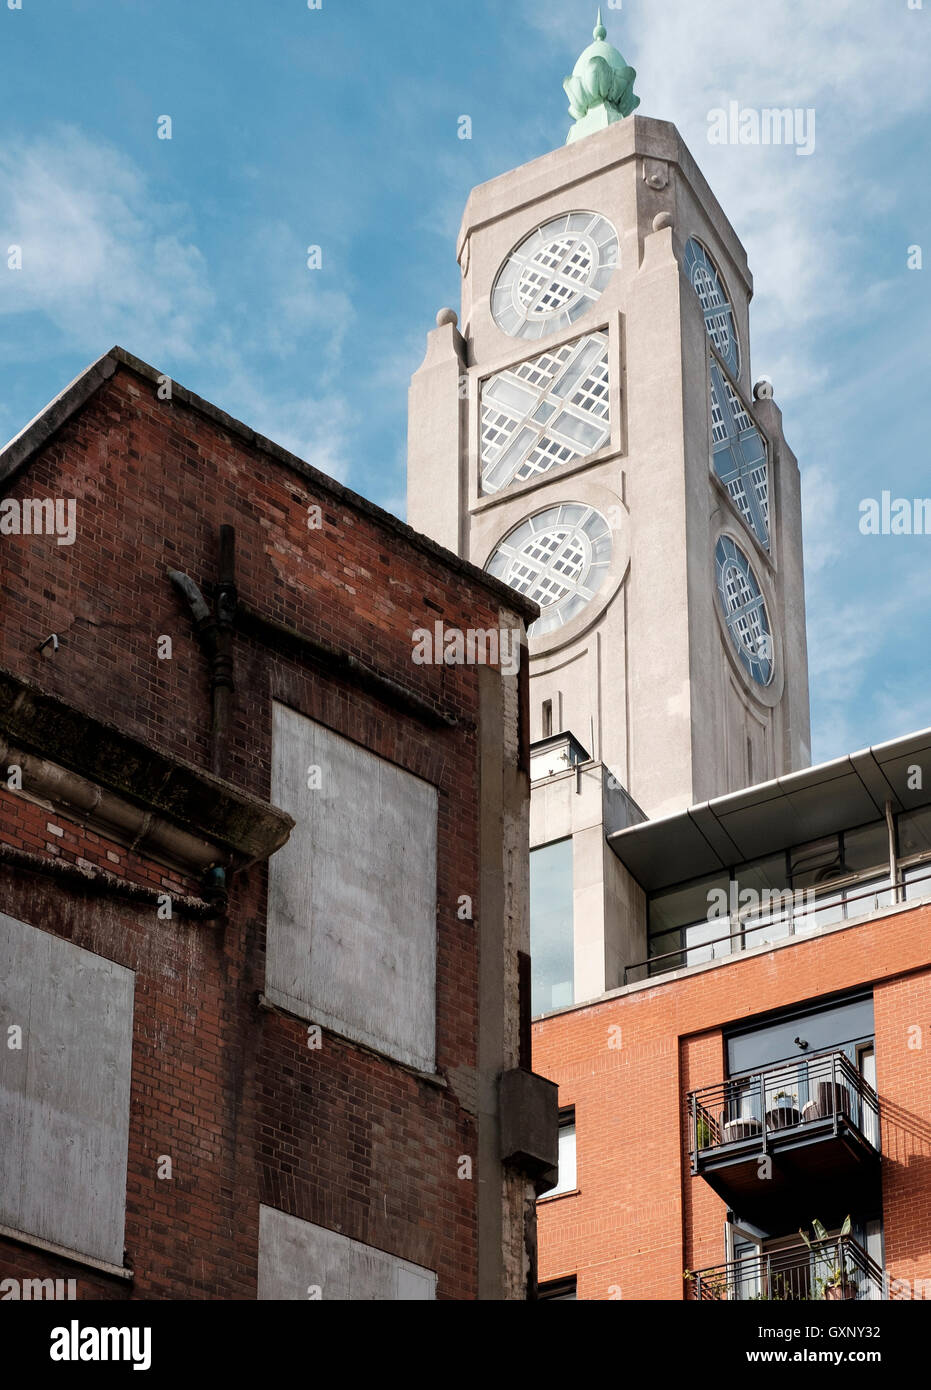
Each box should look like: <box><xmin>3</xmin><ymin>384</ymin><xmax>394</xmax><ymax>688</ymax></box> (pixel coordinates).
<box><xmin>492</xmin><ymin>213</ymin><xmax>619</xmax><ymax>341</ymax></box>
<box><xmin>486</xmin><ymin>504</ymin><xmax>613</xmax><ymax>637</ymax></box>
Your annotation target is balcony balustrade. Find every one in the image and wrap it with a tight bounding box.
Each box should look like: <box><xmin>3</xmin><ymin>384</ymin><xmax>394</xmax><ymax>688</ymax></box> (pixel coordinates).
<box><xmin>686</xmin><ymin>1235</ymin><xmax>894</xmax><ymax>1301</ymax></box>
<box><xmin>686</xmin><ymin>1051</ymin><xmax>881</xmax><ymax>1224</ymax></box>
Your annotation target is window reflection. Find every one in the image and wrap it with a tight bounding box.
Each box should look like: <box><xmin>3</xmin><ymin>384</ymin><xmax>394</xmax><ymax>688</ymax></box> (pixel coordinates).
<box><xmin>530</xmin><ymin>839</ymin><xmax>574</xmax><ymax>1012</ymax></box>
<box><xmin>646</xmin><ymin>817</ymin><xmax>916</xmax><ymax>976</ymax></box>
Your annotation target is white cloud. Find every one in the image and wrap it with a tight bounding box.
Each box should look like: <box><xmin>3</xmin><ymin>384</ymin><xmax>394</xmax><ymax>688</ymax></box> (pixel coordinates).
<box><xmin>872</xmin><ymin>686</ymin><xmax>931</xmax><ymax>745</ymax></box>
<box><xmin>0</xmin><ymin>125</ymin><xmax>355</xmax><ymax>484</ymax></box>
<box><xmin>801</xmin><ymin>462</ymin><xmax>844</xmax><ymax>575</ymax></box>
<box><xmin>0</xmin><ymin>126</ymin><xmax>213</xmax><ymax>360</ymax></box>
<box><xmin>242</xmin><ymin>219</ymin><xmax>357</xmax><ymax>370</ymax></box>
<box><xmin>521</xmin><ymin>1</ymin><xmax>930</xmax><ymax>393</ymax></box>
<box><xmin>219</xmin><ymin>362</ymin><xmax>354</xmax><ymax>485</ymax></box>
<box><xmin>807</xmin><ymin>558</ymin><xmax>930</xmax><ymax>758</ymax></box>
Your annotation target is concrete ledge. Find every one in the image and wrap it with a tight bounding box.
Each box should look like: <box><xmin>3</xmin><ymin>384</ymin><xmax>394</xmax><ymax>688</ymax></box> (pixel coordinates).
<box><xmin>0</xmin><ymin>665</ymin><xmax>294</xmax><ymax>864</ymax></box>
<box><xmin>0</xmin><ymin>1222</ymin><xmax>134</xmax><ymax>1282</ymax></box>
<box><xmin>0</xmin><ymin>842</ymin><xmax>220</xmax><ymax>920</ymax></box>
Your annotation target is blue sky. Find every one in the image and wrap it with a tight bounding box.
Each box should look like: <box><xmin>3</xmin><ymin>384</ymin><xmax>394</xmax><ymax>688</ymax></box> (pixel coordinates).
<box><xmin>1</xmin><ymin>0</ymin><xmax>929</xmax><ymax>764</ymax></box>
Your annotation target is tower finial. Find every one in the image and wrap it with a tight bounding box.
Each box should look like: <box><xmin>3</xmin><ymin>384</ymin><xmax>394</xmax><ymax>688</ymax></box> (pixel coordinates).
<box><xmin>564</xmin><ymin>10</ymin><xmax>639</xmax><ymax>143</ymax></box>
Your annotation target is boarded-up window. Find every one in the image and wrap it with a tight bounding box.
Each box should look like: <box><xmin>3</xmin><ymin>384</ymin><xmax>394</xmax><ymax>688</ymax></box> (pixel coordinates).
<box><xmin>0</xmin><ymin>912</ymin><xmax>134</xmax><ymax>1266</ymax></box>
<box><xmin>258</xmin><ymin>1205</ymin><xmax>436</xmax><ymax>1300</ymax></box>
<box><xmin>268</xmin><ymin>703</ymin><xmax>438</xmax><ymax>1072</ymax></box>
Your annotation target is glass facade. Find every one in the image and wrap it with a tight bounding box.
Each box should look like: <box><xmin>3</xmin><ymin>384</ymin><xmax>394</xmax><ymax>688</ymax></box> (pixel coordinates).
<box><xmin>644</xmin><ymin>815</ymin><xmax>924</xmax><ymax>978</ymax></box>
<box><xmin>530</xmin><ymin>838</ymin><xmax>574</xmax><ymax>1013</ymax></box>
<box><xmin>649</xmin><ymin>871</ymin><xmax>730</xmax><ymax>971</ymax></box>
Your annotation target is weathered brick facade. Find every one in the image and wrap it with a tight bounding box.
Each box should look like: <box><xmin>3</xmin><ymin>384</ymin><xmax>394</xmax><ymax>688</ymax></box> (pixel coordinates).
<box><xmin>0</xmin><ymin>347</ymin><xmax>548</xmax><ymax>1300</ymax></box>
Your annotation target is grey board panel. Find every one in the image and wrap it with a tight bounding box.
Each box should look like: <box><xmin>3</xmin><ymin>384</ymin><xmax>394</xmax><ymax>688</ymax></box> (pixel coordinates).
<box><xmin>268</xmin><ymin>703</ymin><xmax>438</xmax><ymax>1072</ymax></box>
<box><xmin>257</xmin><ymin>1205</ymin><xmax>436</xmax><ymax>1301</ymax></box>
<box><xmin>0</xmin><ymin>912</ymin><xmax>134</xmax><ymax>1266</ymax></box>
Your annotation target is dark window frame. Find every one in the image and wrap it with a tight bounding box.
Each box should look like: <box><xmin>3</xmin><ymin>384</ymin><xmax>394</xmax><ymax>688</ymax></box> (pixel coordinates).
<box><xmin>538</xmin><ymin>1275</ymin><xmax>578</xmax><ymax>1301</ymax></box>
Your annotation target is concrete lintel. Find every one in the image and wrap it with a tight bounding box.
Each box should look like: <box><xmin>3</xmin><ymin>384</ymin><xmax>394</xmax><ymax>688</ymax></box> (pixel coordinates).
<box><xmin>0</xmin><ymin>665</ymin><xmax>294</xmax><ymax>863</ymax></box>
<box><xmin>0</xmin><ymin>1221</ymin><xmax>134</xmax><ymax>1282</ymax></box>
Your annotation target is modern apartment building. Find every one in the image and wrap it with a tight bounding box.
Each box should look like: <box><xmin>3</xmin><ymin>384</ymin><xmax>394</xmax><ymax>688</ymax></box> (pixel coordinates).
<box><xmin>534</xmin><ymin>732</ymin><xmax>931</xmax><ymax>1300</ymax></box>
<box><xmin>0</xmin><ymin>345</ymin><xmax>555</xmax><ymax>1301</ymax></box>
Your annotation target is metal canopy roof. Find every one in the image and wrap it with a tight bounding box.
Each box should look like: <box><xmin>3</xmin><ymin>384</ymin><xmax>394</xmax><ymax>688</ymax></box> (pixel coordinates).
<box><xmin>608</xmin><ymin>726</ymin><xmax>931</xmax><ymax>892</ymax></box>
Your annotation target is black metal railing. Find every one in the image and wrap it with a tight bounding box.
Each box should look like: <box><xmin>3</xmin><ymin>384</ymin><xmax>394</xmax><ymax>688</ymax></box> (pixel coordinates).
<box><xmin>686</xmin><ymin>1235</ymin><xmax>890</xmax><ymax>1301</ymax></box>
<box><xmin>687</xmin><ymin>1050</ymin><xmax>881</xmax><ymax>1166</ymax></box>
<box><xmin>624</xmin><ymin>862</ymin><xmax>931</xmax><ymax>985</ymax></box>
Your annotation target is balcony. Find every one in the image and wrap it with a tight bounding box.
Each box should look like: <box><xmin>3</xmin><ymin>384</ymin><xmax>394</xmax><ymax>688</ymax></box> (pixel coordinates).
<box><xmin>627</xmin><ymin>868</ymin><xmax>920</xmax><ymax>985</ymax></box>
<box><xmin>687</xmin><ymin>1052</ymin><xmax>881</xmax><ymax>1225</ymax></box>
<box><xmin>686</xmin><ymin>1236</ymin><xmax>893</xmax><ymax>1301</ymax></box>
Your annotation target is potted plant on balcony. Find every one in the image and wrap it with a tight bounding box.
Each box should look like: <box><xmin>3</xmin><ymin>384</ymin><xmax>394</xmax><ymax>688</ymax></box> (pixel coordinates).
<box><xmin>799</xmin><ymin>1215</ymin><xmax>856</xmax><ymax>1300</ymax></box>
<box><xmin>696</xmin><ymin>1113</ymin><xmax>712</xmax><ymax>1150</ymax></box>
<box><xmin>773</xmin><ymin>1089</ymin><xmax>798</xmax><ymax>1116</ymax></box>
<box><xmin>766</xmin><ymin>1088</ymin><xmax>800</xmax><ymax>1131</ymax></box>
<box><xmin>683</xmin><ymin>1268</ymin><xmax>733</xmax><ymax>1300</ymax></box>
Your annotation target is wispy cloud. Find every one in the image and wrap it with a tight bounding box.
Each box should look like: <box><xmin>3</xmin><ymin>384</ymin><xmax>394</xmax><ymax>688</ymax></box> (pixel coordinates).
<box><xmin>0</xmin><ymin>126</ymin><xmax>213</xmax><ymax>360</ymax></box>
<box><xmin>0</xmin><ymin>125</ymin><xmax>356</xmax><ymax>483</ymax></box>
<box><xmin>808</xmin><ymin>557</ymin><xmax>931</xmax><ymax>757</ymax></box>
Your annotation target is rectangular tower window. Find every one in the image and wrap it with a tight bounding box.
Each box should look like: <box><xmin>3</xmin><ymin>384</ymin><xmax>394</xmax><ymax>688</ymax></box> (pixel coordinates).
<box><xmin>542</xmin><ymin>699</ymin><xmax>553</xmax><ymax>738</ymax></box>
<box><xmin>539</xmin><ymin>1275</ymin><xmax>578</xmax><ymax>1300</ymax></box>
<box><xmin>530</xmin><ymin>838</ymin><xmax>574</xmax><ymax>1013</ymax></box>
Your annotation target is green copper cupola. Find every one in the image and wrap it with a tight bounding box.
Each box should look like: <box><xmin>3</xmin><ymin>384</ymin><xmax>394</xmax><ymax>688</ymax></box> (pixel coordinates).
<box><xmin>564</xmin><ymin>10</ymin><xmax>639</xmax><ymax>144</ymax></box>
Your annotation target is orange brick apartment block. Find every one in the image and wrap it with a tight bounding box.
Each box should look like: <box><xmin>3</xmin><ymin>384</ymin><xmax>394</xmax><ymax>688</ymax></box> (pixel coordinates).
<box><xmin>534</xmin><ymin>752</ymin><xmax>931</xmax><ymax>1302</ymax></box>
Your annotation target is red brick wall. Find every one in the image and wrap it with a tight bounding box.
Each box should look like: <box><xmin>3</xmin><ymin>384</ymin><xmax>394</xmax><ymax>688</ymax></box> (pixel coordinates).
<box><xmin>0</xmin><ymin>787</ymin><xmax>196</xmax><ymax>897</ymax></box>
<box><xmin>680</xmin><ymin>1031</ymin><xmax>725</xmax><ymax>1281</ymax></box>
<box><xmin>874</xmin><ymin>975</ymin><xmax>931</xmax><ymax>1293</ymax></box>
<box><xmin>0</xmin><ymin>362</ymin><xmax>514</xmax><ymax>1299</ymax></box>
<box><xmin>534</xmin><ymin>904</ymin><xmax>931</xmax><ymax>1298</ymax></box>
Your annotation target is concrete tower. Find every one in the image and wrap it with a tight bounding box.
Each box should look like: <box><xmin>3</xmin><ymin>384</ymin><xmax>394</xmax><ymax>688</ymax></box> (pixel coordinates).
<box><xmin>407</xmin><ymin>16</ymin><xmax>811</xmax><ymax>1001</ymax></box>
